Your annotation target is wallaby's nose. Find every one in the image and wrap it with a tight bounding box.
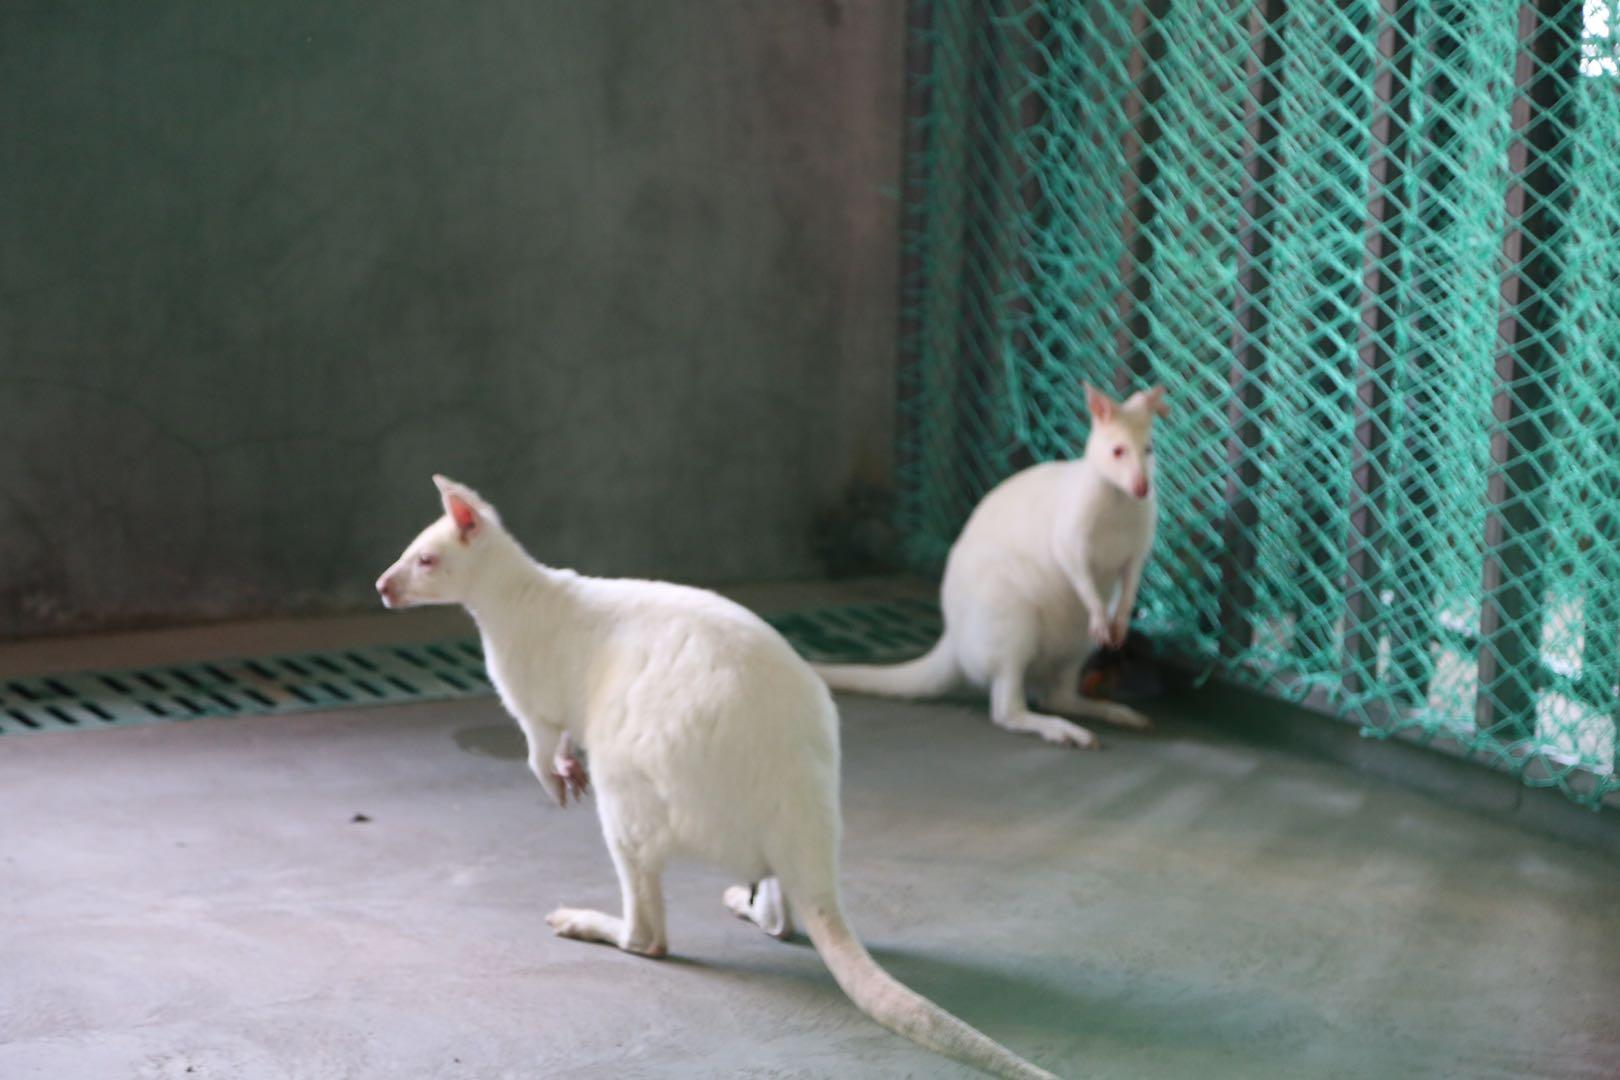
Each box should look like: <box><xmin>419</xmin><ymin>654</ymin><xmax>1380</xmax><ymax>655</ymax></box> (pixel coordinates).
<box><xmin>376</xmin><ymin>574</ymin><xmax>395</xmax><ymax>607</ymax></box>
<box><xmin>1132</xmin><ymin>478</ymin><xmax>1150</xmax><ymax>499</ymax></box>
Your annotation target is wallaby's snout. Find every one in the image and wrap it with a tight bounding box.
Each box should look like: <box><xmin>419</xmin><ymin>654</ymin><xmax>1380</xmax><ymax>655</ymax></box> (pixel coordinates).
<box><xmin>1131</xmin><ymin>476</ymin><xmax>1150</xmax><ymax>499</ymax></box>
<box><xmin>375</xmin><ymin>475</ymin><xmax>503</xmax><ymax>612</ymax></box>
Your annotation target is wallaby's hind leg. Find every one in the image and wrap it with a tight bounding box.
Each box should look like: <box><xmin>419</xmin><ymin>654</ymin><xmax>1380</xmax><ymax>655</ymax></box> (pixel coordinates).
<box><xmin>990</xmin><ymin>662</ymin><xmax>1099</xmax><ymax>749</ymax></box>
<box><xmin>1038</xmin><ymin>658</ymin><xmax>1152</xmax><ymax>730</ymax></box>
<box><xmin>723</xmin><ymin>876</ymin><xmax>794</xmax><ymax>940</ymax></box>
<box><xmin>547</xmin><ymin>832</ymin><xmax>668</xmax><ymax>958</ymax></box>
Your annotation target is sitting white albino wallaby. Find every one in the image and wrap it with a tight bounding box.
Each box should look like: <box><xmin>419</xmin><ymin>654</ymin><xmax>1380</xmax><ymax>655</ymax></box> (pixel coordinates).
<box><xmin>375</xmin><ymin>476</ymin><xmax>1057</xmax><ymax>1080</ymax></box>
<box><xmin>816</xmin><ymin>385</ymin><xmax>1167</xmax><ymax>749</ymax></box>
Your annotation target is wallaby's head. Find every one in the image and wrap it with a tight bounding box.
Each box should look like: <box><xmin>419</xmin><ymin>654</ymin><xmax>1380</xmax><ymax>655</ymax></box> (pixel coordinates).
<box><xmin>376</xmin><ymin>475</ymin><xmax>504</xmax><ymax>609</ymax></box>
<box><xmin>1083</xmin><ymin>384</ymin><xmax>1168</xmax><ymax>500</ymax></box>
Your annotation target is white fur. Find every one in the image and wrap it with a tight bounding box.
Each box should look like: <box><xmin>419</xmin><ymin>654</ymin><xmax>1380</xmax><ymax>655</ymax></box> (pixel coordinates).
<box><xmin>376</xmin><ymin>475</ymin><xmax>1056</xmax><ymax>1080</ymax></box>
<box><xmin>816</xmin><ymin>385</ymin><xmax>1166</xmax><ymax>749</ymax></box>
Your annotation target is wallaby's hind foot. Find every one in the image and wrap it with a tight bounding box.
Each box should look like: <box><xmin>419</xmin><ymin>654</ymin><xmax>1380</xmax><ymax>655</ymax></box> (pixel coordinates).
<box><xmin>991</xmin><ymin>665</ymin><xmax>1100</xmax><ymax>749</ymax></box>
<box><xmin>1041</xmin><ymin>682</ymin><xmax>1152</xmax><ymax>732</ymax></box>
<box><xmin>1098</xmin><ymin>702</ymin><xmax>1151</xmax><ymax>730</ymax></box>
<box><xmin>996</xmin><ymin>709</ymin><xmax>1099</xmax><ymax>749</ymax></box>
<box><xmin>546</xmin><ymin>907</ymin><xmax>668</xmax><ymax>958</ymax></box>
<box><xmin>724</xmin><ymin>877</ymin><xmax>794</xmax><ymax>940</ymax></box>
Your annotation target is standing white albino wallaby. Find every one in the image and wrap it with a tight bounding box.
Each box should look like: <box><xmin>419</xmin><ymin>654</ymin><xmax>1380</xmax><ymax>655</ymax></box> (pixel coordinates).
<box><xmin>816</xmin><ymin>384</ymin><xmax>1167</xmax><ymax>750</ymax></box>
<box><xmin>375</xmin><ymin>476</ymin><xmax>1058</xmax><ymax>1080</ymax></box>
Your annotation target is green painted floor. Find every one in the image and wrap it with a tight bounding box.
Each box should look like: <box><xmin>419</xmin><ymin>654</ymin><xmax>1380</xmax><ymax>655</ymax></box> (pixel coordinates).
<box><xmin>1</xmin><ymin>596</ymin><xmax>1616</xmax><ymax>1079</ymax></box>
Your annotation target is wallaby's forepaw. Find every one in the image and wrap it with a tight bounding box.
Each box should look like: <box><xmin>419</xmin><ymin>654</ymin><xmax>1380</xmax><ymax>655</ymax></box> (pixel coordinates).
<box><xmin>1089</xmin><ymin>616</ymin><xmax>1116</xmax><ymax>649</ymax></box>
<box><xmin>1109</xmin><ymin>615</ymin><xmax>1131</xmax><ymax>649</ymax></box>
<box><xmin>539</xmin><ymin>771</ymin><xmax>568</xmax><ymax>807</ymax></box>
<box><xmin>552</xmin><ymin>753</ymin><xmax>589</xmax><ymax>806</ymax></box>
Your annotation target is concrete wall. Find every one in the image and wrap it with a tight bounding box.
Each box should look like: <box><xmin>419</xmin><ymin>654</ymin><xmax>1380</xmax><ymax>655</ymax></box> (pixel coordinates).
<box><xmin>0</xmin><ymin>0</ymin><xmax>903</xmax><ymax>638</ymax></box>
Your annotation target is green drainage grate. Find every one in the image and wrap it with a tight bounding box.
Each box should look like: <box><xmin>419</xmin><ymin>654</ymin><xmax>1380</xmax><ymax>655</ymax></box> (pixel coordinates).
<box><xmin>0</xmin><ymin>601</ymin><xmax>944</xmax><ymax>735</ymax></box>
<box><xmin>768</xmin><ymin>598</ymin><xmax>943</xmax><ymax>664</ymax></box>
<box><xmin>0</xmin><ymin>639</ymin><xmax>493</xmax><ymax>735</ymax></box>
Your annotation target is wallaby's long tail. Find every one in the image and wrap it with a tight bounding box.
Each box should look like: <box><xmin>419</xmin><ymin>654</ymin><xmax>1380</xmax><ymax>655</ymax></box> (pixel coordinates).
<box><xmin>797</xmin><ymin>900</ymin><xmax>1058</xmax><ymax>1080</ymax></box>
<box><xmin>812</xmin><ymin>638</ymin><xmax>958</xmax><ymax>700</ymax></box>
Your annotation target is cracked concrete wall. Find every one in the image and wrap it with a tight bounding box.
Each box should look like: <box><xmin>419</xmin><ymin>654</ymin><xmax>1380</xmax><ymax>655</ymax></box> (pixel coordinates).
<box><xmin>0</xmin><ymin>1</ymin><xmax>902</xmax><ymax>638</ymax></box>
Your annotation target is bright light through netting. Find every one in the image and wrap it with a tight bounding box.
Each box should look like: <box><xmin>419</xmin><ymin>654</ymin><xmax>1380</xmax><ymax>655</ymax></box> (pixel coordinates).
<box><xmin>897</xmin><ymin>0</ymin><xmax>1619</xmax><ymax>808</ymax></box>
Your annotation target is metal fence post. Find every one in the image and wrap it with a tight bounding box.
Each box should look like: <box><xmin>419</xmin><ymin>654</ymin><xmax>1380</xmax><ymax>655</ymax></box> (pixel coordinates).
<box><xmin>1116</xmin><ymin>0</ymin><xmax>1171</xmax><ymax>392</ymax></box>
<box><xmin>1344</xmin><ymin>0</ymin><xmax>1418</xmax><ymax>704</ymax></box>
<box><xmin>896</xmin><ymin>0</ymin><xmax>937</xmax><ymax>531</ymax></box>
<box><xmin>1475</xmin><ymin>0</ymin><xmax>1581</xmax><ymax>741</ymax></box>
<box><xmin>1219</xmin><ymin>0</ymin><xmax>1288</xmax><ymax>661</ymax></box>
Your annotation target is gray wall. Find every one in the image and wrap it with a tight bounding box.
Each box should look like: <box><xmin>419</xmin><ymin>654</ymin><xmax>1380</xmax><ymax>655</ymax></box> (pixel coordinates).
<box><xmin>0</xmin><ymin>1</ymin><xmax>902</xmax><ymax>638</ymax></box>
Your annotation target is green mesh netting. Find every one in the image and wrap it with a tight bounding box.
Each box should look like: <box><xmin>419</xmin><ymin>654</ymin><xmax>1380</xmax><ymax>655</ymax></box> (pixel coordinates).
<box><xmin>897</xmin><ymin>0</ymin><xmax>1620</xmax><ymax>808</ymax></box>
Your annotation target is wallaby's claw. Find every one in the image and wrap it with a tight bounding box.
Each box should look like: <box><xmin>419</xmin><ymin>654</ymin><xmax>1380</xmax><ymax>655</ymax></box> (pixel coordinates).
<box><xmin>553</xmin><ymin>754</ymin><xmax>589</xmax><ymax>805</ymax></box>
<box><xmin>1109</xmin><ymin>616</ymin><xmax>1130</xmax><ymax>650</ymax></box>
<box><xmin>1089</xmin><ymin>617</ymin><xmax>1114</xmax><ymax>650</ymax></box>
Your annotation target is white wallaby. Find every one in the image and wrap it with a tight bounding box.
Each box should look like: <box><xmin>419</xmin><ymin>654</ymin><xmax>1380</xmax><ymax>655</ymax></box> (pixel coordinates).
<box><xmin>375</xmin><ymin>475</ymin><xmax>1058</xmax><ymax>1080</ymax></box>
<box><xmin>816</xmin><ymin>385</ymin><xmax>1167</xmax><ymax>750</ymax></box>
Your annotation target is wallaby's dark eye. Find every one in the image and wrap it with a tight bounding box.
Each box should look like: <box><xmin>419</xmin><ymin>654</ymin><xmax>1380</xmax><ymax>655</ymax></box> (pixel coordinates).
<box><xmin>417</xmin><ymin>554</ymin><xmax>438</xmax><ymax>568</ymax></box>
<box><xmin>1112</xmin><ymin>445</ymin><xmax>1126</xmax><ymax>458</ymax></box>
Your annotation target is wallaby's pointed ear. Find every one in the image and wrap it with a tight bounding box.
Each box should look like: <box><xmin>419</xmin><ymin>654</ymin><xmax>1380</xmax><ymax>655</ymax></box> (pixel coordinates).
<box><xmin>1130</xmin><ymin>385</ymin><xmax>1170</xmax><ymax>418</ymax></box>
<box><xmin>446</xmin><ymin>493</ymin><xmax>481</xmax><ymax>542</ymax></box>
<box><xmin>433</xmin><ymin>475</ymin><xmax>486</xmax><ymax>543</ymax></box>
<box><xmin>1085</xmin><ymin>384</ymin><xmax>1116</xmax><ymax>422</ymax></box>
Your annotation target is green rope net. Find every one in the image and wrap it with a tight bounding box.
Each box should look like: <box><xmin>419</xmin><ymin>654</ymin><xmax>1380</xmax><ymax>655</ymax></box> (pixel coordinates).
<box><xmin>896</xmin><ymin>0</ymin><xmax>1620</xmax><ymax>808</ymax></box>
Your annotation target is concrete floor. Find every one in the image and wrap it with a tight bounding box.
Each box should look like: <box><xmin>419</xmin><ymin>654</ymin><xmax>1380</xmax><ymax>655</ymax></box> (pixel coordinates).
<box><xmin>2</xmin><ymin>596</ymin><xmax>1618</xmax><ymax>1079</ymax></box>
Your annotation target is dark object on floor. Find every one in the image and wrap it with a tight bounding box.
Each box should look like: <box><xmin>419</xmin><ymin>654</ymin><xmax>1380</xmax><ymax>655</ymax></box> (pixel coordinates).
<box><xmin>1082</xmin><ymin>631</ymin><xmax>1166</xmax><ymax>702</ymax></box>
<box><xmin>351</xmin><ymin>813</ymin><xmax>371</xmax><ymax>824</ymax></box>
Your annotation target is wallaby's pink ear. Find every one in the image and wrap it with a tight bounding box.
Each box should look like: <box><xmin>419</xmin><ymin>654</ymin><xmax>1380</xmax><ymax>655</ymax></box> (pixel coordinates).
<box><xmin>1085</xmin><ymin>384</ymin><xmax>1116</xmax><ymax>422</ymax></box>
<box><xmin>433</xmin><ymin>474</ymin><xmax>484</xmax><ymax>543</ymax></box>
<box><xmin>446</xmin><ymin>493</ymin><xmax>480</xmax><ymax>541</ymax></box>
<box><xmin>1135</xmin><ymin>385</ymin><xmax>1170</xmax><ymax>418</ymax></box>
